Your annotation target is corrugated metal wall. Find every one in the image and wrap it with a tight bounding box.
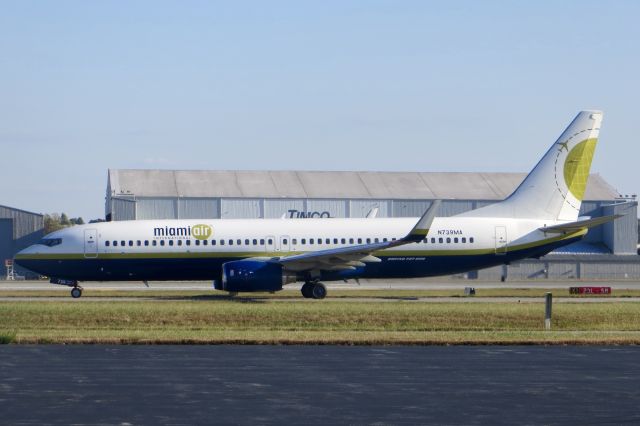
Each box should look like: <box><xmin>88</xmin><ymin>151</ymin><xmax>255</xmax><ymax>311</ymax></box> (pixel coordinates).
<box><xmin>391</xmin><ymin>200</ymin><xmax>432</xmax><ymax>217</ymax></box>
<box><xmin>0</xmin><ymin>206</ymin><xmax>44</xmax><ymax>278</ymax></box>
<box><xmin>221</xmin><ymin>199</ymin><xmax>261</xmax><ymax>219</ymax></box>
<box><xmin>0</xmin><ymin>206</ymin><xmax>43</xmax><ymax>240</ymax></box>
<box><xmin>111</xmin><ymin>198</ymin><xmax>136</xmax><ymax>221</ymax></box>
<box><xmin>602</xmin><ymin>201</ymin><xmax>638</xmax><ymax>254</ymax></box>
<box><xmin>306</xmin><ymin>199</ymin><xmax>346</xmax><ymax>218</ymax></box>
<box><xmin>349</xmin><ymin>200</ymin><xmax>390</xmax><ymax>218</ymax></box>
<box><xmin>264</xmin><ymin>199</ymin><xmax>305</xmax><ymax>218</ymax></box>
<box><xmin>178</xmin><ymin>198</ymin><xmax>219</xmax><ymax>219</ymax></box>
<box><xmin>137</xmin><ymin>199</ymin><xmax>176</xmax><ymax>220</ymax></box>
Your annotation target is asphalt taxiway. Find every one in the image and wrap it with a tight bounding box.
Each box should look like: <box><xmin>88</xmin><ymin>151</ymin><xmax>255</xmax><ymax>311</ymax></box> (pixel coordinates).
<box><xmin>1</xmin><ymin>345</ymin><xmax>639</xmax><ymax>425</ymax></box>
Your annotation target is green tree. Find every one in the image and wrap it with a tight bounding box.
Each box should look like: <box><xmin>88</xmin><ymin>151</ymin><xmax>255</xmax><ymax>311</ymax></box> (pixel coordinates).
<box><xmin>44</xmin><ymin>213</ymin><xmax>85</xmax><ymax>234</ymax></box>
<box><xmin>60</xmin><ymin>213</ymin><xmax>71</xmax><ymax>226</ymax></box>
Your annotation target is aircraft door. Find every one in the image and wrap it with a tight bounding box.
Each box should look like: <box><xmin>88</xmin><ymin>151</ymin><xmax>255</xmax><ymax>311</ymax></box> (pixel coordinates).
<box><xmin>280</xmin><ymin>235</ymin><xmax>291</xmax><ymax>253</ymax></box>
<box><xmin>84</xmin><ymin>229</ymin><xmax>99</xmax><ymax>258</ymax></box>
<box><xmin>266</xmin><ymin>235</ymin><xmax>276</xmax><ymax>253</ymax></box>
<box><xmin>495</xmin><ymin>226</ymin><xmax>507</xmax><ymax>255</ymax></box>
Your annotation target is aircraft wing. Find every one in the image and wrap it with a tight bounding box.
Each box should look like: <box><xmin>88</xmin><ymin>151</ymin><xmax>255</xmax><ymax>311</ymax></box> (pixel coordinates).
<box><xmin>539</xmin><ymin>215</ymin><xmax>622</xmax><ymax>234</ymax></box>
<box><xmin>276</xmin><ymin>201</ymin><xmax>441</xmax><ymax>272</ymax></box>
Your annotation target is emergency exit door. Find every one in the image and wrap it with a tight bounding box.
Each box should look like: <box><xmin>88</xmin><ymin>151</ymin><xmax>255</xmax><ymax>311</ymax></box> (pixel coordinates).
<box><xmin>84</xmin><ymin>229</ymin><xmax>98</xmax><ymax>258</ymax></box>
<box><xmin>495</xmin><ymin>226</ymin><xmax>507</xmax><ymax>255</ymax></box>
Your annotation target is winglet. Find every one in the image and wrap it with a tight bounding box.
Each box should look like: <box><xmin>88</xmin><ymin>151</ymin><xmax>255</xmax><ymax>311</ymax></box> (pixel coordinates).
<box><xmin>404</xmin><ymin>200</ymin><xmax>441</xmax><ymax>242</ymax></box>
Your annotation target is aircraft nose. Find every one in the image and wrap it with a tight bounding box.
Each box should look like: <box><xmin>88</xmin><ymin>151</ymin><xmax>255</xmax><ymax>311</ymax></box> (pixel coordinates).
<box><xmin>13</xmin><ymin>245</ymin><xmax>36</xmax><ymax>267</ymax></box>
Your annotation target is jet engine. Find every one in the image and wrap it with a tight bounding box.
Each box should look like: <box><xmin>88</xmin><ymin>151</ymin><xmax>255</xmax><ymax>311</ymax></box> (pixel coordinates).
<box><xmin>220</xmin><ymin>260</ymin><xmax>296</xmax><ymax>292</ymax></box>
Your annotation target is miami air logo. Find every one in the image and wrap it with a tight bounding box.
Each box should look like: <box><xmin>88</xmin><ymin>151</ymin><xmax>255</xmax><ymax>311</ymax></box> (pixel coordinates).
<box><xmin>192</xmin><ymin>224</ymin><xmax>212</xmax><ymax>240</ymax></box>
<box><xmin>153</xmin><ymin>224</ymin><xmax>213</xmax><ymax>240</ymax></box>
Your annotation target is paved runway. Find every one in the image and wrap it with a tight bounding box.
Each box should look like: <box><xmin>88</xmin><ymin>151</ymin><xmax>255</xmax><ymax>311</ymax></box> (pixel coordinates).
<box><xmin>1</xmin><ymin>345</ymin><xmax>639</xmax><ymax>425</ymax></box>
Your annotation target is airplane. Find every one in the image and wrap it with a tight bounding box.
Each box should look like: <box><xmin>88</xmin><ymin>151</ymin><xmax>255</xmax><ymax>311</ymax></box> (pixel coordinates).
<box><xmin>15</xmin><ymin>110</ymin><xmax>621</xmax><ymax>299</ymax></box>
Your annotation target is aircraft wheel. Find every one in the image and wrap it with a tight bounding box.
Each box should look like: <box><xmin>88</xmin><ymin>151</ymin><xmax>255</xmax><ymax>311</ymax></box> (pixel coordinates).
<box><xmin>70</xmin><ymin>287</ymin><xmax>82</xmax><ymax>299</ymax></box>
<box><xmin>311</xmin><ymin>282</ymin><xmax>327</xmax><ymax>300</ymax></box>
<box><xmin>301</xmin><ymin>282</ymin><xmax>314</xmax><ymax>298</ymax></box>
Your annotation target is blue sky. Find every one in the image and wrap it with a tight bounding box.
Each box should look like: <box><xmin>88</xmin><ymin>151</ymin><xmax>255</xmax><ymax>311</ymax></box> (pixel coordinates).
<box><xmin>1</xmin><ymin>1</ymin><xmax>639</xmax><ymax>220</ymax></box>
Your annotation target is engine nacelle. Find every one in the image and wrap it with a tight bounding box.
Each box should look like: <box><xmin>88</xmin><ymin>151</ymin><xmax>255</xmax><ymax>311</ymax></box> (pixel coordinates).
<box><xmin>220</xmin><ymin>260</ymin><xmax>295</xmax><ymax>292</ymax></box>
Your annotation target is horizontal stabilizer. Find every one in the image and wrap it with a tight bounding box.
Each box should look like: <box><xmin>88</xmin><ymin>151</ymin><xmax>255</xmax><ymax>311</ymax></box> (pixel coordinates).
<box><xmin>539</xmin><ymin>215</ymin><xmax>621</xmax><ymax>234</ymax></box>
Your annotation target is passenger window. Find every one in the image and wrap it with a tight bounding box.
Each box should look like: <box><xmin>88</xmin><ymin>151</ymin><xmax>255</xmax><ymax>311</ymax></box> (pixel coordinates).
<box><xmin>439</xmin><ymin>238</ymin><xmax>443</xmax><ymax>243</ymax></box>
<box><xmin>105</xmin><ymin>241</ymin><xmax>110</xmax><ymax>247</ymax></box>
<box><xmin>160</xmin><ymin>240</ymin><xmax>165</xmax><ymax>246</ymax></box>
<box><xmin>220</xmin><ymin>240</ymin><xmax>225</xmax><ymax>245</ymax></box>
<box><xmin>392</xmin><ymin>238</ymin><xmax>396</xmax><ymax>241</ymax></box>
<box><xmin>446</xmin><ymin>238</ymin><xmax>451</xmax><ymax>243</ymax></box>
<box><xmin>152</xmin><ymin>241</ymin><xmax>157</xmax><ymax>246</ymax></box>
<box><xmin>292</xmin><ymin>239</ymin><xmax>298</xmax><ymax>245</ymax></box>
<box><xmin>383</xmin><ymin>238</ymin><xmax>388</xmax><ymax>242</ymax></box>
<box><xmin>211</xmin><ymin>240</ymin><xmax>215</xmax><ymax>246</ymax></box>
<box><xmin>268</xmin><ymin>239</ymin><xmax>273</xmax><ymax>245</ymax></box>
<box><xmin>431</xmin><ymin>238</ymin><xmax>436</xmax><ymax>243</ymax></box>
<box><xmin>169</xmin><ymin>240</ymin><xmax>174</xmax><ymax>246</ymax></box>
<box><xmin>137</xmin><ymin>240</ymin><xmax>141</xmax><ymax>246</ymax></box>
<box><xmin>229</xmin><ymin>240</ymin><xmax>234</xmax><ymax>245</ymax></box>
<box><xmin>470</xmin><ymin>237</ymin><xmax>474</xmax><ymax>243</ymax></box>
<box><xmin>357</xmin><ymin>238</ymin><xmax>362</xmax><ymax>244</ymax></box>
<box><xmin>245</xmin><ymin>239</ymin><xmax>250</xmax><ymax>245</ymax></box>
<box><xmin>341</xmin><ymin>238</ymin><xmax>346</xmax><ymax>244</ymax></box>
<box><xmin>113</xmin><ymin>241</ymin><xmax>117</xmax><ymax>246</ymax></box>
<box><xmin>253</xmin><ymin>239</ymin><xmax>257</xmax><ymax>245</ymax></box>
<box><xmin>282</xmin><ymin>239</ymin><xmax>287</xmax><ymax>245</ymax></box>
<box><xmin>454</xmin><ymin>238</ymin><xmax>459</xmax><ymax>243</ymax></box>
<box><xmin>203</xmin><ymin>240</ymin><xmax>208</xmax><ymax>246</ymax></box>
<box><xmin>461</xmin><ymin>238</ymin><xmax>466</xmax><ymax>243</ymax></box>
<box><xmin>121</xmin><ymin>241</ymin><xmax>125</xmax><ymax>246</ymax></box>
<box><xmin>301</xmin><ymin>239</ymin><xmax>306</xmax><ymax>245</ymax></box>
<box><xmin>237</xmin><ymin>239</ymin><xmax>241</xmax><ymax>245</ymax></box>
<box><xmin>128</xmin><ymin>241</ymin><xmax>133</xmax><ymax>247</ymax></box>
<box><xmin>317</xmin><ymin>239</ymin><xmax>322</xmax><ymax>245</ymax></box>
<box><xmin>309</xmin><ymin>238</ymin><xmax>314</xmax><ymax>244</ymax></box>
<box><xmin>260</xmin><ymin>239</ymin><xmax>265</xmax><ymax>245</ymax></box>
<box><xmin>423</xmin><ymin>239</ymin><xmax>428</xmax><ymax>243</ymax></box>
<box><xmin>374</xmin><ymin>238</ymin><xmax>379</xmax><ymax>243</ymax></box>
<box><xmin>195</xmin><ymin>240</ymin><xmax>200</xmax><ymax>246</ymax></box>
<box><xmin>145</xmin><ymin>240</ymin><xmax>149</xmax><ymax>246</ymax></box>
<box><xmin>349</xmin><ymin>238</ymin><xmax>354</xmax><ymax>244</ymax></box>
<box><xmin>177</xmin><ymin>240</ymin><xmax>182</xmax><ymax>246</ymax></box>
<box><xmin>366</xmin><ymin>238</ymin><xmax>371</xmax><ymax>244</ymax></box>
<box><xmin>186</xmin><ymin>240</ymin><xmax>191</xmax><ymax>246</ymax></box>
<box><xmin>327</xmin><ymin>238</ymin><xmax>331</xmax><ymax>244</ymax></box>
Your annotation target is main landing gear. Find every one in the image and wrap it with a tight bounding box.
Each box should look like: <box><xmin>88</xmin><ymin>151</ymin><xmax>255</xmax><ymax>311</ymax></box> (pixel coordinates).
<box><xmin>301</xmin><ymin>281</ymin><xmax>327</xmax><ymax>300</ymax></box>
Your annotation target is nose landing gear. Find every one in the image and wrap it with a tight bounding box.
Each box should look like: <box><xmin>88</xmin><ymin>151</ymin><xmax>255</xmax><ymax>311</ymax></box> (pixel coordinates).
<box><xmin>50</xmin><ymin>278</ymin><xmax>83</xmax><ymax>298</ymax></box>
<box><xmin>70</xmin><ymin>286</ymin><xmax>83</xmax><ymax>298</ymax></box>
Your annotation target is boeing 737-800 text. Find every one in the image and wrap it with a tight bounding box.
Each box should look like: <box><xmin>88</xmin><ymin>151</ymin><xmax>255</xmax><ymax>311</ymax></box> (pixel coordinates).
<box><xmin>15</xmin><ymin>111</ymin><xmax>620</xmax><ymax>299</ymax></box>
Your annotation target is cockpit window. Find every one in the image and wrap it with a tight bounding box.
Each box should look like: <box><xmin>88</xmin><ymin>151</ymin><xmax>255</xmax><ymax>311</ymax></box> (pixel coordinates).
<box><xmin>38</xmin><ymin>238</ymin><xmax>62</xmax><ymax>247</ymax></box>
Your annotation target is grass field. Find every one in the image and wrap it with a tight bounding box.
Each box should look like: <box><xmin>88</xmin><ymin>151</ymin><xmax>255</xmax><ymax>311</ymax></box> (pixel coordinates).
<box><xmin>1</xmin><ymin>292</ymin><xmax>640</xmax><ymax>345</ymax></box>
<box><xmin>1</xmin><ymin>288</ymin><xmax>639</xmax><ymax>298</ymax></box>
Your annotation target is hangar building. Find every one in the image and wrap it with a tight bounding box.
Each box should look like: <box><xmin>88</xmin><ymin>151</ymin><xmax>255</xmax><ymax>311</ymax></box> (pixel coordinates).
<box><xmin>0</xmin><ymin>205</ymin><xmax>44</xmax><ymax>279</ymax></box>
<box><xmin>106</xmin><ymin>169</ymin><xmax>637</xmax><ymax>257</ymax></box>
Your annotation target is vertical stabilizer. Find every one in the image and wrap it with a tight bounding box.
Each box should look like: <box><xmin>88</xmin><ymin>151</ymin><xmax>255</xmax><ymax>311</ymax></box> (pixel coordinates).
<box><xmin>460</xmin><ymin>111</ymin><xmax>603</xmax><ymax>221</ymax></box>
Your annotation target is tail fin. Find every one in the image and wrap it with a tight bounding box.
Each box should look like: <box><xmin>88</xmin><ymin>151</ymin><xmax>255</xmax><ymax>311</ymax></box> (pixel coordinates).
<box><xmin>461</xmin><ymin>111</ymin><xmax>603</xmax><ymax>221</ymax></box>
